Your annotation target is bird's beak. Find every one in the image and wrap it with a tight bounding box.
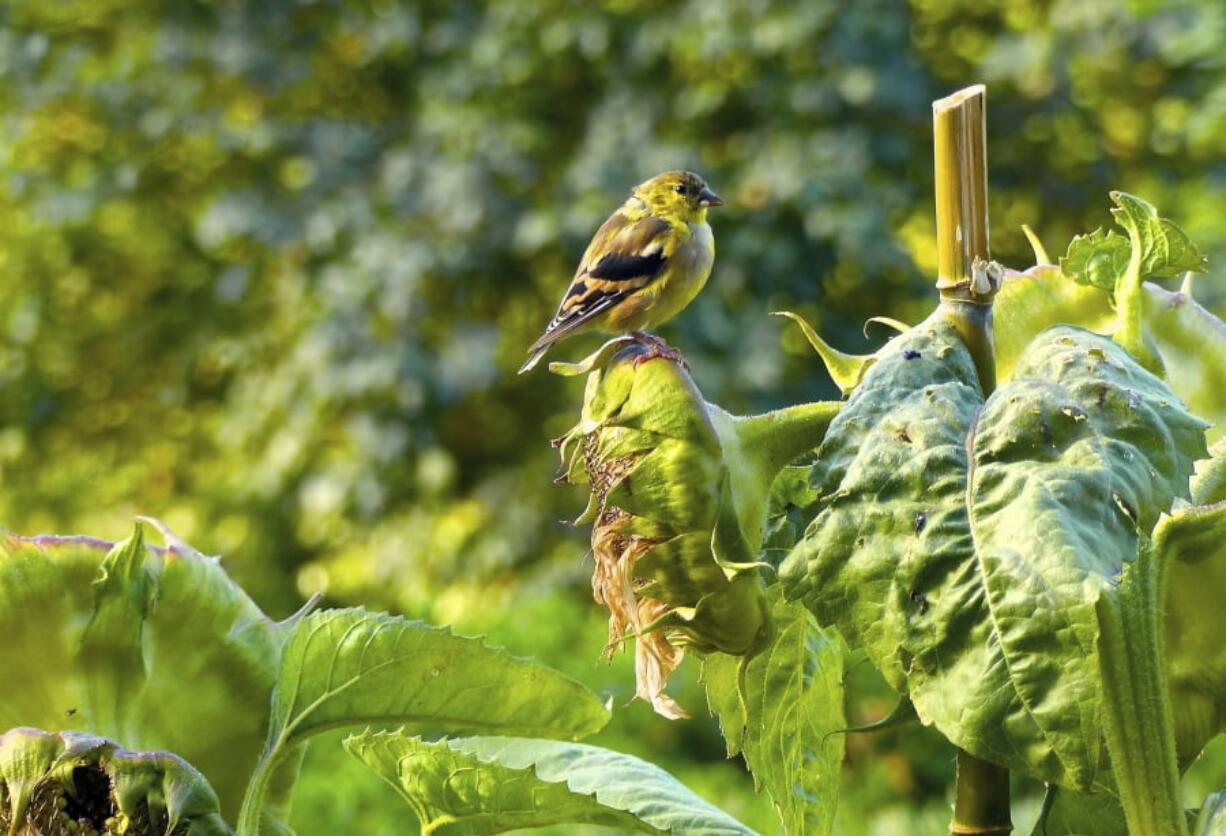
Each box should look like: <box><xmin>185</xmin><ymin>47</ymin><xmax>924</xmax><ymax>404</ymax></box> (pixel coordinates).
<box><xmin>698</xmin><ymin>187</ymin><xmax>723</xmax><ymax>207</ymax></box>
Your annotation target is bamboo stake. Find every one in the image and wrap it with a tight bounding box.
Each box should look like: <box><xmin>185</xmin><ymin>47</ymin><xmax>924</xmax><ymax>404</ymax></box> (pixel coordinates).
<box><xmin>934</xmin><ymin>85</ymin><xmax>990</xmax><ymax>289</ymax></box>
<box><xmin>933</xmin><ymin>84</ymin><xmax>999</xmax><ymax>397</ymax></box>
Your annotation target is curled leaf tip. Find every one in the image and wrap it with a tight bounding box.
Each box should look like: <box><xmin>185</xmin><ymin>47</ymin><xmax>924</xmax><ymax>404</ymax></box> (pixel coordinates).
<box><xmin>863</xmin><ymin>316</ymin><xmax>911</xmax><ymax>337</ymax></box>
<box><xmin>772</xmin><ymin>310</ymin><xmax>876</xmax><ymax>396</ymax></box>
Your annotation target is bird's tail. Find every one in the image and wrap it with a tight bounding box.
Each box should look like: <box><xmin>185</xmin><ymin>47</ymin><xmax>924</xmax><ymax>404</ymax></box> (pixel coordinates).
<box><xmin>518</xmin><ymin>344</ymin><xmax>550</xmax><ymax>374</ymax></box>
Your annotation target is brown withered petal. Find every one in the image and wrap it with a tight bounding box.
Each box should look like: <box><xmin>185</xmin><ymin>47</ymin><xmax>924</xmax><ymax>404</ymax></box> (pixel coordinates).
<box><xmin>590</xmin><ymin>508</ymin><xmax>688</xmax><ymax>719</ymax></box>
<box><xmin>633</xmin><ymin>598</ymin><xmax>688</xmax><ymax>720</ymax></box>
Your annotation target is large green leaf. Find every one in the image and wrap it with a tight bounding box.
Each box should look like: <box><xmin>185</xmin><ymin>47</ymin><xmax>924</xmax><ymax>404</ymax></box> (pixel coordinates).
<box><xmin>238</xmin><ymin>607</ymin><xmax>610</xmax><ymax>833</ymax></box>
<box><xmin>0</xmin><ymin>526</ymin><xmax>284</xmax><ymax>822</ymax></box>
<box><xmin>781</xmin><ymin>315</ymin><xmax>1208</xmax><ymax>788</ymax></box>
<box><xmin>343</xmin><ymin>731</ymin><xmax>757</xmax><ymax>835</ymax></box>
<box><xmin>1031</xmin><ymin>784</ymin><xmax>1128</xmax><ymax>836</ymax></box>
<box><xmin>0</xmin><ymin>727</ymin><xmax>230</xmax><ymax>835</ymax></box>
<box><xmin>994</xmin><ymin>268</ymin><xmax>1226</xmax><ymax>444</ymax></box>
<box><xmin>702</xmin><ymin>586</ymin><xmax>844</xmax><ymax>836</ymax></box>
<box><xmin>268</xmin><ymin>608</ymin><xmax>609</xmax><ymax>744</ymax></box>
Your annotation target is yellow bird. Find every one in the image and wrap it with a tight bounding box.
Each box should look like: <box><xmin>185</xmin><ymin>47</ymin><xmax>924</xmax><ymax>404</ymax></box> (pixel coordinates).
<box><xmin>519</xmin><ymin>170</ymin><xmax>722</xmax><ymax>374</ymax></box>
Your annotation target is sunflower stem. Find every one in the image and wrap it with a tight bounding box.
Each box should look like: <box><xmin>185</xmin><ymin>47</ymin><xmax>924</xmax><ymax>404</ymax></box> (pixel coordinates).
<box><xmin>951</xmin><ymin>749</ymin><xmax>1013</xmax><ymax>836</ymax></box>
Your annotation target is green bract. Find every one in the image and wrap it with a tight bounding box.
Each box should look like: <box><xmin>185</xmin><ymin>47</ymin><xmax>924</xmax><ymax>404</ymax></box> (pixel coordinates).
<box><xmin>780</xmin><ymin>312</ymin><xmax>1208</xmax><ymax>790</ymax></box>
<box><xmin>0</xmin><ymin>727</ymin><xmax>230</xmax><ymax>835</ymax></box>
<box><xmin>554</xmin><ymin>339</ymin><xmax>839</xmax><ymax>718</ymax></box>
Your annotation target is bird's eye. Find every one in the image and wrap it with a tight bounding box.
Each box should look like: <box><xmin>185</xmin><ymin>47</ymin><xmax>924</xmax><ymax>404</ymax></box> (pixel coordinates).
<box><xmin>675</xmin><ymin>184</ymin><xmax>688</xmax><ymax>195</ymax></box>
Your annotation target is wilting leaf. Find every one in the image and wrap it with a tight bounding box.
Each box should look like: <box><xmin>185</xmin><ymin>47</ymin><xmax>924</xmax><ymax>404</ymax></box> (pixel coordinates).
<box><xmin>782</xmin><ymin>314</ymin><xmax>1208</xmax><ymax>788</ymax></box>
<box><xmin>0</xmin><ymin>727</ymin><xmax>230</xmax><ymax>835</ymax></box>
<box><xmin>343</xmin><ymin>731</ymin><xmax>757</xmax><ymax>835</ymax></box>
<box><xmin>702</xmin><ymin>586</ymin><xmax>845</xmax><ymax>836</ymax></box>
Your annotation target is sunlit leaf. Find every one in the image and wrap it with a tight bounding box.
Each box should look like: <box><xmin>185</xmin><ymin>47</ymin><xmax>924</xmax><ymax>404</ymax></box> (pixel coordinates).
<box><xmin>239</xmin><ymin>607</ymin><xmax>610</xmax><ymax>831</ymax></box>
<box><xmin>0</xmin><ymin>526</ymin><xmax>283</xmax><ymax>823</ymax></box>
<box><xmin>343</xmin><ymin>731</ymin><xmax>757</xmax><ymax>835</ymax></box>
<box><xmin>1158</xmin><ymin>502</ymin><xmax>1226</xmax><ymax>761</ymax></box>
<box><xmin>266</xmin><ymin>608</ymin><xmax>609</xmax><ymax>745</ymax></box>
<box><xmin>1196</xmin><ymin>789</ymin><xmax>1226</xmax><ymax>836</ymax></box>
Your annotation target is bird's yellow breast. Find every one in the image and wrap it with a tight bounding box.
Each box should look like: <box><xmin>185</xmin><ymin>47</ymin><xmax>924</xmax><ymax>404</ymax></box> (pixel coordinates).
<box><xmin>608</xmin><ymin>221</ymin><xmax>714</xmax><ymax>332</ymax></box>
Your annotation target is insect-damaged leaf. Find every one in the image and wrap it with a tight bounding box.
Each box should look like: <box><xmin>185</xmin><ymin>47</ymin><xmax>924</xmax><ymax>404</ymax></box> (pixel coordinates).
<box><xmin>343</xmin><ymin>731</ymin><xmax>757</xmax><ymax>835</ymax></box>
<box><xmin>781</xmin><ymin>314</ymin><xmax>1208</xmax><ymax>788</ymax></box>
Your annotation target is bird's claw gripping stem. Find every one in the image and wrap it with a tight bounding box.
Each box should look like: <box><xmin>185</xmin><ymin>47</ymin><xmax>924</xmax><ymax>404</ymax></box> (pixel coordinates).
<box><xmin>630</xmin><ymin>332</ymin><xmax>689</xmax><ymax>370</ymax></box>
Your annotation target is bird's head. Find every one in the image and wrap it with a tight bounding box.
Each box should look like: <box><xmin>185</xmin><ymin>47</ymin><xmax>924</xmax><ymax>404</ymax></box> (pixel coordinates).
<box><xmin>632</xmin><ymin>170</ymin><xmax>722</xmax><ymax>224</ymax></box>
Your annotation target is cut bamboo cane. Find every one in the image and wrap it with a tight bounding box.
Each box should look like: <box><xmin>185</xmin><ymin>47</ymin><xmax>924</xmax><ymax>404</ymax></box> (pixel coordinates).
<box><xmin>933</xmin><ymin>84</ymin><xmax>999</xmax><ymax>396</ymax></box>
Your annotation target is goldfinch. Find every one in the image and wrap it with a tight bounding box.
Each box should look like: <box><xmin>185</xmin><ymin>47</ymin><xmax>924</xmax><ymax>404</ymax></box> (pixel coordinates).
<box><xmin>519</xmin><ymin>170</ymin><xmax>722</xmax><ymax>374</ymax></box>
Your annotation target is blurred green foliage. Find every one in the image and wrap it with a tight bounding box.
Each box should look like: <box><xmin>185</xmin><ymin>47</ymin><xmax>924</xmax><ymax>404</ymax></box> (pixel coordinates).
<box><xmin>3</xmin><ymin>0</ymin><xmax>1226</xmax><ymax>832</ymax></box>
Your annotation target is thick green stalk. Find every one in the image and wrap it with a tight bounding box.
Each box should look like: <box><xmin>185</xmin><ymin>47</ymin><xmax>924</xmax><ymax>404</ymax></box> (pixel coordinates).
<box><xmin>951</xmin><ymin>749</ymin><xmax>1012</xmax><ymax>835</ymax></box>
<box><xmin>941</xmin><ymin>298</ymin><xmax>996</xmax><ymax>396</ymax></box>
<box><xmin>1096</xmin><ymin>542</ymin><xmax>1187</xmax><ymax>836</ymax></box>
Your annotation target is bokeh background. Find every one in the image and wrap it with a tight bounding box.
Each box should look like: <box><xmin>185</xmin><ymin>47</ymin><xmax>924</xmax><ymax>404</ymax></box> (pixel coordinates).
<box><xmin>4</xmin><ymin>0</ymin><xmax>1226</xmax><ymax>833</ymax></box>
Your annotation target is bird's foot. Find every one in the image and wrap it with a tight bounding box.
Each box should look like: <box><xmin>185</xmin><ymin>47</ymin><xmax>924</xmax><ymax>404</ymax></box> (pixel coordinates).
<box><xmin>629</xmin><ymin>332</ymin><xmax>689</xmax><ymax>370</ymax></box>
